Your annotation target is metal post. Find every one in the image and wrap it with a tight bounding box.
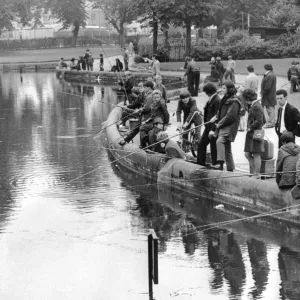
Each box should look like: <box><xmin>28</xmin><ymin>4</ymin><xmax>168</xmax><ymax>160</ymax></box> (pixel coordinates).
<box><xmin>148</xmin><ymin>229</ymin><xmax>158</xmax><ymax>300</ymax></box>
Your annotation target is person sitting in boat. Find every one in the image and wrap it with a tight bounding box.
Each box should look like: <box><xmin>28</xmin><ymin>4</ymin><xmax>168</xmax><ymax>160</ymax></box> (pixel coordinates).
<box><xmin>157</xmin><ymin>131</ymin><xmax>186</xmax><ymax>160</ymax></box>
<box><xmin>155</xmin><ymin>75</ymin><xmax>168</xmax><ymax>104</ymax></box>
<box><xmin>119</xmin><ymin>81</ymin><xmax>154</xmax><ymax>146</ymax></box>
<box><xmin>70</xmin><ymin>58</ymin><xmax>78</xmax><ymax>70</ymax></box>
<box><xmin>176</xmin><ymin>89</ymin><xmax>202</xmax><ymax>150</ymax></box>
<box><xmin>148</xmin><ymin>117</ymin><xmax>165</xmax><ymax>153</ymax></box>
<box><xmin>57</xmin><ymin>58</ymin><xmax>67</xmax><ymax>70</ymax></box>
<box><xmin>139</xmin><ymin>89</ymin><xmax>169</xmax><ymax>148</ymax></box>
<box><xmin>118</xmin><ymin>71</ymin><xmax>134</xmax><ymax>105</ymax></box>
<box><xmin>276</xmin><ymin>131</ymin><xmax>300</xmax><ymax>189</ymax></box>
<box><xmin>210</xmin><ymin>80</ymin><xmax>241</xmax><ymax>171</ymax></box>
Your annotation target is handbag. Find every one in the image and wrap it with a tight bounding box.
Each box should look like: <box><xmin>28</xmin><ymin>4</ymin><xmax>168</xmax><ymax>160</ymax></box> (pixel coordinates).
<box><xmin>253</xmin><ymin>129</ymin><xmax>265</xmax><ymax>141</ymax></box>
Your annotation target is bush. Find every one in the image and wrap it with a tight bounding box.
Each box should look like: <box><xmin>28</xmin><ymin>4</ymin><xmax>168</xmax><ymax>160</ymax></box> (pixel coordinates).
<box><xmin>223</xmin><ymin>29</ymin><xmax>251</xmax><ymax>46</ymax></box>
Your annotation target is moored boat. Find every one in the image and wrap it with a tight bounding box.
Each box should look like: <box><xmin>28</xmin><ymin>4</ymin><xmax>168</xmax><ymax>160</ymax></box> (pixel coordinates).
<box><xmin>103</xmin><ymin>105</ymin><xmax>300</xmax><ymax>230</ymax></box>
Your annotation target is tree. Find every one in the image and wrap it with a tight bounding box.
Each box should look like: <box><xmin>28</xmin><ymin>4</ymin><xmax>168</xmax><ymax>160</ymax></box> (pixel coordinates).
<box><xmin>45</xmin><ymin>0</ymin><xmax>88</xmax><ymax>46</ymax></box>
<box><xmin>265</xmin><ymin>0</ymin><xmax>300</xmax><ymax>29</ymax></box>
<box><xmin>0</xmin><ymin>0</ymin><xmax>15</xmax><ymax>33</ymax></box>
<box><xmin>93</xmin><ymin>0</ymin><xmax>136</xmax><ymax>47</ymax></box>
<box><xmin>162</xmin><ymin>0</ymin><xmax>213</xmax><ymax>55</ymax></box>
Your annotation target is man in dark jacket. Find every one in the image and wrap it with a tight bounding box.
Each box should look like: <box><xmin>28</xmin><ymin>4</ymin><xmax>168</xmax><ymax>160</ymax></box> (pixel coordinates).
<box><xmin>182</xmin><ymin>56</ymin><xmax>201</xmax><ymax>96</ymax></box>
<box><xmin>197</xmin><ymin>83</ymin><xmax>220</xmax><ymax>166</ymax></box>
<box><xmin>261</xmin><ymin>64</ymin><xmax>277</xmax><ymax>128</ymax></box>
<box><xmin>276</xmin><ymin>131</ymin><xmax>300</xmax><ymax>189</ymax></box>
<box><xmin>215</xmin><ymin>57</ymin><xmax>225</xmax><ymax>84</ymax></box>
<box><xmin>119</xmin><ymin>71</ymin><xmax>134</xmax><ymax>105</ymax></box>
<box><xmin>212</xmin><ymin>80</ymin><xmax>241</xmax><ymax>171</ymax></box>
<box><xmin>176</xmin><ymin>89</ymin><xmax>202</xmax><ymax>149</ymax></box>
<box><xmin>275</xmin><ymin>89</ymin><xmax>300</xmax><ymax>148</ymax></box>
<box><xmin>287</xmin><ymin>61</ymin><xmax>300</xmax><ymax>93</ymax></box>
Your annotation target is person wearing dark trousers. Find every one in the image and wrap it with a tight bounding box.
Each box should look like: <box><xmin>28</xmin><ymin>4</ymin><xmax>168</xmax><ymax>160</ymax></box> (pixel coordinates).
<box><xmin>182</xmin><ymin>56</ymin><xmax>200</xmax><ymax>96</ymax></box>
<box><xmin>119</xmin><ymin>81</ymin><xmax>154</xmax><ymax>146</ymax></box>
<box><xmin>212</xmin><ymin>81</ymin><xmax>241</xmax><ymax>171</ymax></box>
<box><xmin>84</xmin><ymin>49</ymin><xmax>90</xmax><ymax>71</ymax></box>
<box><xmin>275</xmin><ymin>89</ymin><xmax>300</xmax><ymax>148</ymax></box>
<box><xmin>197</xmin><ymin>83</ymin><xmax>221</xmax><ymax>166</ymax></box>
<box><xmin>176</xmin><ymin>89</ymin><xmax>202</xmax><ymax>149</ymax></box>
<box><xmin>261</xmin><ymin>64</ymin><xmax>277</xmax><ymax>128</ymax></box>
<box><xmin>287</xmin><ymin>61</ymin><xmax>300</xmax><ymax>93</ymax></box>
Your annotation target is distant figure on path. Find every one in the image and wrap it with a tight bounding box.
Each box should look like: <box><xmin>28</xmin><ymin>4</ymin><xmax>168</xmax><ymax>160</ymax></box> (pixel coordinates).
<box><xmin>87</xmin><ymin>53</ymin><xmax>94</xmax><ymax>71</ymax></box>
<box><xmin>224</xmin><ymin>56</ymin><xmax>236</xmax><ymax>83</ymax></box>
<box><xmin>123</xmin><ymin>47</ymin><xmax>129</xmax><ymax>71</ymax></box>
<box><xmin>182</xmin><ymin>56</ymin><xmax>201</xmax><ymax>96</ymax></box>
<box><xmin>99</xmin><ymin>54</ymin><xmax>104</xmax><ymax>71</ymax></box>
<box><xmin>261</xmin><ymin>64</ymin><xmax>277</xmax><ymax>128</ymax></box>
<box><xmin>84</xmin><ymin>49</ymin><xmax>91</xmax><ymax>71</ymax></box>
<box><xmin>287</xmin><ymin>60</ymin><xmax>300</xmax><ymax>93</ymax></box>
<box><xmin>245</xmin><ymin>65</ymin><xmax>259</xmax><ymax>93</ymax></box>
<box><xmin>215</xmin><ymin>57</ymin><xmax>225</xmax><ymax>84</ymax></box>
<box><xmin>275</xmin><ymin>89</ymin><xmax>300</xmax><ymax>148</ymax></box>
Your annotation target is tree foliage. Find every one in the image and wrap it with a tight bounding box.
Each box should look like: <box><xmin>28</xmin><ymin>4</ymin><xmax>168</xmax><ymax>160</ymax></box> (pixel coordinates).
<box><xmin>93</xmin><ymin>0</ymin><xmax>136</xmax><ymax>46</ymax></box>
<box><xmin>45</xmin><ymin>0</ymin><xmax>88</xmax><ymax>44</ymax></box>
<box><xmin>265</xmin><ymin>0</ymin><xmax>300</xmax><ymax>29</ymax></box>
<box><xmin>0</xmin><ymin>0</ymin><xmax>16</xmax><ymax>33</ymax></box>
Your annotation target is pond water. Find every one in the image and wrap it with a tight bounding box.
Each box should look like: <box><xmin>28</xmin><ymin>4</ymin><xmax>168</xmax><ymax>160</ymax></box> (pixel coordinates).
<box><xmin>0</xmin><ymin>71</ymin><xmax>299</xmax><ymax>300</ymax></box>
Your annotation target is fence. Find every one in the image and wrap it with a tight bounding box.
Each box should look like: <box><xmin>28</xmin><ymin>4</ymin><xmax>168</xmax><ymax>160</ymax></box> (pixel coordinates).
<box><xmin>0</xmin><ymin>36</ymin><xmax>109</xmax><ymax>51</ymax></box>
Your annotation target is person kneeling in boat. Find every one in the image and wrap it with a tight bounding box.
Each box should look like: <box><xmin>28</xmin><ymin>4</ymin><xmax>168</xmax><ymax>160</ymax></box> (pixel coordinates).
<box><xmin>276</xmin><ymin>131</ymin><xmax>300</xmax><ymax>189</ymax></box>
<box><xmin>119</xmin><ymin>88</ymin><xmax>169</xmax><ymax>147</ymax></box>
<box><xmin>148</xmin><ymin>117</ymin><xmax>165</xmax><ymax>153</ymax></box>
<box><xmin>243</xmin><ymin>89</ymin><xmax>266</xmax><ymax>177</ymax></box>
<box><xmin>176</xmin><ymin>89</ymin><xmax>202</xmax><ymax>151</ymax></box>
<box><xmin>157</xmin><ymin>131</ymin><xmax>186</xmax><ymax>160</ymax></box>
<box><xmin>139</xmin><ymin>90</ymin><xmax>169</xmax><ymax>148</ymax></box>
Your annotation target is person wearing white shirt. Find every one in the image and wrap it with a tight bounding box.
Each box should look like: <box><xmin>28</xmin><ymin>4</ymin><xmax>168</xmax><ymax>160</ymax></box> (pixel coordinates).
<box><xmin>245</xmin><ymin>65</ymin><xmax>259</xmax><ymax>93</ymax></box>
<box><xmin>275</xmin><ymin>89</ymin><xmax>300</xmax><ymax>148</ymax></box>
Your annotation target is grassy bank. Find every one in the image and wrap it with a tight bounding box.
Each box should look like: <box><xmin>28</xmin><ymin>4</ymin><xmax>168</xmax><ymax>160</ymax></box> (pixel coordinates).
<box><xmin>0</xmin><ymin>45</ymin><xmax>122</xmax><ymax>64</ymax></box>
<box><xmin>158</xmin><ymin>58</ymin><xmax>296</xmax><ymax>77</ymax></box>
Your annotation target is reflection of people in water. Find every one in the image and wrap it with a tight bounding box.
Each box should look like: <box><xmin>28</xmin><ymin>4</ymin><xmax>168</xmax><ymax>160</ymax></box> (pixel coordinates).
<box><xmin>247</xmin><ymin>238</ymin><xmax>269</xmax><ymax>299</ymax></box>
<box><xmin>278</xmin><ymin>246</ymin><xmax>300</xmax><ymax>300</ymax></box>
<box><xmin>82</xmin><ymin>85</ymin><xmax>95</xmax><ymax>97</ymax></box>
<box><xmin>182</xmin><ymin>226</ymin><xmax>199</xmax><ymax>255</ymax></box>
<box><xmin>207</xmin><ymin>231</ymin><xmax>246</xmax><ymax>297</ymax></box>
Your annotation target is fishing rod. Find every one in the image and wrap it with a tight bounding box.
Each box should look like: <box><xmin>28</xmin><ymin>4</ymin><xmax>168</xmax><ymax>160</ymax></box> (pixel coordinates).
<box><xmin>182</xmin><ymin>204</ymin><xmax>300</xmax><ymax>238</ymax></box>
<box><xmin>99</xmin><ymin>43</ymin><xmax>130</xmax><ymax>104</ymax></box>
<box><xmin>66</xmin><ymin>120</ymin><xmax>212</xmax><ymax>184</ymax></box>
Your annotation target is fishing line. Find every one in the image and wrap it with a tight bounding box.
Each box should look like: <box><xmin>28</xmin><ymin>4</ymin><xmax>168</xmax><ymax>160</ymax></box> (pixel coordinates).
<box><xmin>182</xmin><ymin>204</ymin><xmax>300</xmax><ymax>238</ymax></box>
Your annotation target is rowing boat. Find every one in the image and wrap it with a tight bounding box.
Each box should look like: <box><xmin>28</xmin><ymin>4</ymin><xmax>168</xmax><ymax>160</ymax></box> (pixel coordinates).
<box><xmin>104</xmin><ymin>105</ymin><xmax>300</xmax><ymax>230</ymax></box>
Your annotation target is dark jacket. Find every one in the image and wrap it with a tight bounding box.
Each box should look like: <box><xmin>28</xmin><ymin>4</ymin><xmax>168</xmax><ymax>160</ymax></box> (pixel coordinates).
<box><xmin>150</xmin><ymin>100</ymin><xmax>170</xmax><ymax>125</ymax></box>
<box><xmin>216</xmin><ymin>95</ymin><xmax>241</xmax><ymax>142</ymax></box>
<box><xmin>184</xmin><ymin>60</ymin><xmax>200</xmax><ymax>75</ymax></box>
<box><xmin>165</xmin><ymin>140</ymin><xmax>186</xmax><ymax>159</ymax></box>
<box><xmin>261</xmin><ymin>71</ymin><xmax>277</xmax><ymax>107</ymax></box>
<box><xmin>275</xmin><ymin>102</ymin><xmax>300</xmax><ymax>137</ymax></box>
<box><xmin>141</xmin><ymin>90</ymin><xmax>154</xmax><ymax>121</ymax></box>
<box><xmin>244</xmin><ymin>101</ymin><xmax>266</xmax><ymax>153</ymax></box>
<box><xmin>127</xmin><ymin>92</ymin><xmax>145</xmax><ymax>110</ymax></box>
<box><xmin>215</xmin><ymin>61</ymin><xmax>225</xmax><ymax>76</ymax></box>
<box><xmin>288</xmin><ymin>65</ymin><xmax>299</xmax><ymax>81</ymax></box>
<box><xmin>203</xmin><ymin>94</ymin><xmax>220</xmax><ymax>131</ymax></box>
<box><xmin>276</xmin><ymin>142</ymin><xmax>300</xmax><ymax>188</ymax></box>
<box><xmin>156</xmin><ymin>84</ymin><xmax>168</xmax><ymax>103</ymax></box>
<box><xmin>176</xmin><ymin>97</ymin><xmax>200</xmax><ymax>124</ymax></box>
<box><xmin>148</xmin><ymin>127</ymin><xmax>164</xmax><ymax>153</ymax></box>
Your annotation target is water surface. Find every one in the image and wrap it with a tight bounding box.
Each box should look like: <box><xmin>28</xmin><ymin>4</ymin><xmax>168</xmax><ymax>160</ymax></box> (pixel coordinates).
<box><xmin>0</xmin><ymin>71</ymin><xmax>299</xmax><ymax>300</ymax></box>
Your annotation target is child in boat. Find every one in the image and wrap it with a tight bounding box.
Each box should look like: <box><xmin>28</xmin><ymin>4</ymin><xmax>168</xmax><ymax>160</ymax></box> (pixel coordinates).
<box><xmin>157</xmin><ymin>131</ymin><xmax>186</xmax><ymax>160</ymax></box>
<box><xmin>148</xmin><ymin>117</ymin><xmax>165</xmax><ymax>153</ymax></box>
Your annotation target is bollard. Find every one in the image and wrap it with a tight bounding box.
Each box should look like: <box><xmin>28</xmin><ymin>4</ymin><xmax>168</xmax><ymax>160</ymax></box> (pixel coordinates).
<box><xmin>148</xmin><ymin>229</ymin><xmax>158</xmax><ymax>300</ymax></box>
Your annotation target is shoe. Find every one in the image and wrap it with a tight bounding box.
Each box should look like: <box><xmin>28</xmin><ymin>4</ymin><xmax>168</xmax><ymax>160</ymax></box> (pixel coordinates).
<box><xmin>238</xmin><ymin>129</ymin><xmax>245</xmax><ymax>132</ymax></box>
<box><xmin>263</xmin><ymin>124</ymin><xmax>275</xmax><ymax>128</ymax></box>
<box><xmin>119</xmin><ymin>140</ymin><xmax>126</xmax><ymax>146</ymax></box>
<box><xmin>211</xmin><ymin>163</ymin><xmax>224</xmax><ymax>171</ymax></box>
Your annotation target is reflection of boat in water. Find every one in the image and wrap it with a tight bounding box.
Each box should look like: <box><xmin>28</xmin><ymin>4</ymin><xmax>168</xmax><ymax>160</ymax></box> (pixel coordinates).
<box><xmin>278</xmin><ymin>247</ymin><xmax>300</xmax><ymax>300</ymax></box>
<box><xmin>104</xmin><ymin>106</ymin><xmax>300</xmax><ymax>231</ymax></box>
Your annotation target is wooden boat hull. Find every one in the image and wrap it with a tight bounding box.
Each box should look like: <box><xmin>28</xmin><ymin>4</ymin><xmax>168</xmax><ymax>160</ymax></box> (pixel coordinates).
<box><xmin>105</xmin><ymin>107</ymin><xmax>300</xmax><ymax>228</ymax></box>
